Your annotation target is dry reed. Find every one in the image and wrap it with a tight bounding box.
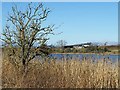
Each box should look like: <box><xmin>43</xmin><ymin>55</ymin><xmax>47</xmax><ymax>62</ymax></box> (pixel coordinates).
<box><xmin>2</xmin><ymin>56</ymin><xmax>118</xmax><ymax>88</ymax></box>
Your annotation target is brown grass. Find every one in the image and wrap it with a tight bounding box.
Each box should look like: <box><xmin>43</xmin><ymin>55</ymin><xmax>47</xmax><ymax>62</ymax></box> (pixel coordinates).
<box><xmin>2</xmin><ymin>56</ymin><xmax>118</xmax><ymax>88</ymax></box>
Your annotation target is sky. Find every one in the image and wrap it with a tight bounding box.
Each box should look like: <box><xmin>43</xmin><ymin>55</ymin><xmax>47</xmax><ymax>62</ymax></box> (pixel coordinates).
<box><xmin>1</xmin><ymin>2</ymin><xmax>118</xmax><ymax>45</ymax></box>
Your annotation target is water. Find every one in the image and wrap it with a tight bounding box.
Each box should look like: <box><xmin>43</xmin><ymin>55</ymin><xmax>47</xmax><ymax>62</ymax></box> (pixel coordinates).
<box><xmin>49</xmin><ymin>54</ymin><xmax>119</xmax><ymax>63</ymax></box>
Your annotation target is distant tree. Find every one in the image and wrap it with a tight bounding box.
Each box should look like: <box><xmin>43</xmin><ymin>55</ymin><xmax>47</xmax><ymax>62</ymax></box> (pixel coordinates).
<box><xmin>104</xmin><ymin>42</ymin><xmax>109</xmax><ymax>52</ymax></box>
<box><xmin>55</xmin><ymin>40</ymin><xmax>67</xmax><ymax>53</ymax></box>
<box><xmin>56</xmin><ymin>40</ymin><xmax>67</xmax><ymax>48</ymax></box>
<box><xmin>104</xmin><ymin>42</ymin><xmax>107</xmax><ymax>46</ymax></box>
<box><xmin>1</xmin><ymin>3</ymin><xmax>54</xmax><ymax>69</ymax></box>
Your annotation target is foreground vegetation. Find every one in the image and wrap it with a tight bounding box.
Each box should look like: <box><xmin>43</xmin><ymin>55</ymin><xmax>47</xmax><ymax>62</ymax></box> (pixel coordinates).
<box><xmin>2</xmin><ymin>56</ymin><xmax>118</xmax><ymax>88</ymax></box>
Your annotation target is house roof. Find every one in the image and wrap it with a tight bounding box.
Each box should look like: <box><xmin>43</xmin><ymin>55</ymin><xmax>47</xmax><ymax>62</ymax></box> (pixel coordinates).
<box><xmin>64</xmin><ymin>42</ymin><xmax>92</xmax><ymax>48</ymax></box>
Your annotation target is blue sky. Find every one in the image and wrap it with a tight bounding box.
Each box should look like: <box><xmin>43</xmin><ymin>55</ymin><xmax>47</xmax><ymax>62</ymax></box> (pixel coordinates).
<box><xmin>1</xmin><ymin>2</ymin><xmax>118</xmax><ymax>45</ymax></box>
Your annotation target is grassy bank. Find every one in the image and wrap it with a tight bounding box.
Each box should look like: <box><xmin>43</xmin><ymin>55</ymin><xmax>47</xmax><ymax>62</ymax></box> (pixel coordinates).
<box><xmin>2</xmin><ymin>57</ymin><xmax>118</xmax><ymax>88</ymax></box>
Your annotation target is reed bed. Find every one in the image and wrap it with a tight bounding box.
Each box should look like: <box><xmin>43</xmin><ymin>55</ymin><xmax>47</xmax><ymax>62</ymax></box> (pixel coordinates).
<box><xmin>2</xmin><ymin>56</ymin><xmax>118</xmax><ymax>88</ymax></box>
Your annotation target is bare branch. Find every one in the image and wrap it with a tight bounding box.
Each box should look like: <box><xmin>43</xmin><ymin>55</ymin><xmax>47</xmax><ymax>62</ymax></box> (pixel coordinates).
<box><xmin>1</xmin><ymin>2</ymin><xmax>55</xmax><ymax>67</ymax></box>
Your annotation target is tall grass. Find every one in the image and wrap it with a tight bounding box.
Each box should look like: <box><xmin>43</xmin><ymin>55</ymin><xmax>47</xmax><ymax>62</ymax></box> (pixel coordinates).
<box><xmin>2</xmin><ymin>56</ymin><xmax>118</xmax><ymax>88</ymax></box>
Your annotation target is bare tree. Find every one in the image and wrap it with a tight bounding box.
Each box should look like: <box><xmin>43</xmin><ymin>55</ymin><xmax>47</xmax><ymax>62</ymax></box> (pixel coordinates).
<box><xmin>1</xmin><ymin>3</ymin><xmax>54</xmax><ymax>68</ymax></box>
<box><xmin>56</xmin><ymin>40</ymin><xmax>67</xmax><ymax>48</ymax></box>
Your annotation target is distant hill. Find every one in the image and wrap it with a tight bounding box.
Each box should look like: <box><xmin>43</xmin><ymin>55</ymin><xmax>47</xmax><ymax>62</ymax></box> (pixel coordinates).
<box><xmin>92</xmin><ymin>41</ymin><xmax>118</xmax><ymax>46</ymax></box>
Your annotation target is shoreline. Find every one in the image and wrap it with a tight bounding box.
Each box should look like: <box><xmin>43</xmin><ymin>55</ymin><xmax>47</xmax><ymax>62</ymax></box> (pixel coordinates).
<box><xmin>51</xmin><ymin>52</ymin><xmax>118</xmax><ymax>55</ymax></box>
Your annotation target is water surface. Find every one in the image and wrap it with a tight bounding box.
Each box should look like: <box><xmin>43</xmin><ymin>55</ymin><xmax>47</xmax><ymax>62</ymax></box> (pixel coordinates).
<box><xmin>49</xmin><ymin>54</ymin><xmax>119</xmax><ymax>63</ymax></box>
